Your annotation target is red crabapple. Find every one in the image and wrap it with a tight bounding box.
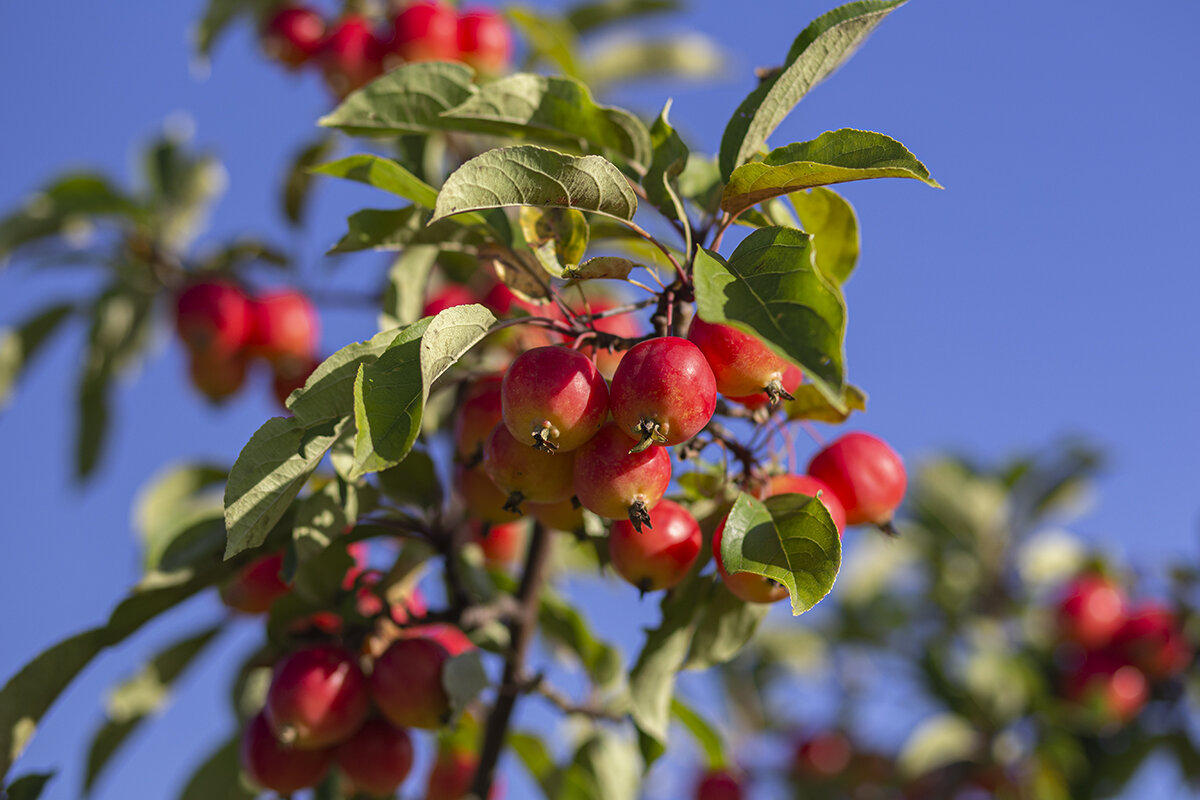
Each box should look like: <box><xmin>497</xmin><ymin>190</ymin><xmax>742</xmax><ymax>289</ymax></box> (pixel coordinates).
<box><xmin>727</xmin><ymin>364</ymin><xmax>803</xmax><ymax>410</ymax></box>
<box><xmin>1113</xmin><ymin>603</ymin><xmax>1191</xmax><ymax>678</ymax></box>
<box><xmin>610</xmin><ymin>337</ymin><xmax>716</xmax><ymax>452</ymax></box>
<box><xmin>423</xmin><ymin>284</ymin><xmax>480</xmax><ymax>318</ymax></box>
<box><xmin>411</xmin><ymin>623</ymin><xmax>475</xmax><ymax>657</ymax></box>
<box><xmin>261</xmin><ymin>5</ymin><xmax>326</xmax><ymax>68</ymax></box>
<box><xmin>322</xmin><ymin>15</ymin><xmax>385</xmax><ymax>96</ymax></box>
<box><xmin>457</xmin><ymin>463</ymin><xmax>521</xmax><ymax>523</ymax></box>
<box><xmin>807</xmin><ymin>432</ymin><xmax>906</xmax><ymax>527</ymax></box>
<box><xmin>220</xmin><ymin>553</ymin><xmax>290</xmax><ymax>614</ymax></box>
<box><xmin>188</xmin><ymin>347</ymin><xmax>248</xmax><ymax>402</ymax></box>
<box><xmin>175</xmin><ymin>280</ymin><xmax>252</xmax><ymax>355</ymax></box>
<box><xmin>370</xmin><ymin>635</ymin><xmax>452</xmax><ymax>729</ymax></box>
<box><xmin>457</xmin><ymin>9</ymin><xmax>513</xmax><ymax>76</ymax></box>
<box><xmin>527</xmin><ymin>497</ymin><xmax>585</xmax><ymax>533</ymax></box>
<box><xmin>391</xmin><ymin>1</ymin><xmax>460</xmax><ymax>64</ymax></box>
<box><xmin>695</xmin><ymin>769</ymin><xmax>744</xmax><ymax>800</ymax></box>
<box><xmin>573</xmin><ymin>422</ymin><xmax>671</xmax><ymax>531</ymax></box>
<box><xmin>501</xmin><ymin>346</ymin><xmax>609</xmax><ymax>452</ymax></box>
<box><xmin>687</xmin><ymin>317</ymin><xmax>795</xmax><ymax>401</ymax></box>
<box><xmin>241</xmin><ymin>711</ymin><xmax>333</xmax><ymax>794</ymax></box>
<box><xmin>761</xmin><ymin>474</ymin><xmax>846</xmax><ymax>536</ymax></box>
<box><xmin>1063</xmin><ymin>653</ymin><xmax>1148</xmax><ymax>722</ymax></box>
<box><xmin>608</xmin><ymin>499</ymin><xmax>701</xmax><ymax>593</ymax></box>
<box><xmin>335</xmin><ymin>719</ymin><xmax>414</xmax><ymax>797</ymax></box>
<box><xmin>426</xmin><ymin>744</ymin><xmax>502</xmax><ymax>800</ymax></box>
<box><xmin>454</xmin><ymin>375</ymin><xmax>504</xmax><ymax>463</ymax></box>
<box><xmin>712</xmin><ymin>515</ymin><xmax>789</xmax><ymax>604</ymax></box>
<box><xmin>483</xmin><ymin>423</ymin><xmax>576</xmax><ymax>512</ymax></box>
<box><xmin>265</xmin><ymin>644</ymin><xmax>370</xmax><ymax>748</ymax></box>
<box><xmin>249</xmin><ymin>289</ymin><xmax>319</xmax><ymax>364</ymax></box>
<box><xmin>1057</xmin><ymin>574</ymin><xmax>1127</xmax><ymax>650</ymax></box>
<box><xmin>792</xmin><ymin>731</ymin><xmax>853</xmax><ymax>779</ymax></box>
<box><xmin>472</xmin><ymin>518</ymin><xmax>528</xmax><ymax>566</ymax></box>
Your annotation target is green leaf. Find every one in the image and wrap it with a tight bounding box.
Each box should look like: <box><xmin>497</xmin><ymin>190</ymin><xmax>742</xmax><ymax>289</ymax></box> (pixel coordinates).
<box><xmin>4</xmin><ymin>772</ymin><xmax>55</xmax><ymax>800</ymax></box>
<box><xmin>288</xmin><ymin>328</ymin><xmax>408</xmax><ymax>426</ymax></box>
<box><xmin>178</xmin><ymin>735</ymin><xmax>255</xmax><ymax>800</ymax></box>
<box><xmin>312</xmin><ymin>154</ymin><xmax>439</xmax><ymax>209</ymax></box>
<box><xmin>319</xmin><ymin>61</ymin><xmax>478</xmax><ymax>136</ymax></box>
<box><xmin>0</xmin><ymin>175</ymin><xmax>140</xmax><ymax>260</ymax></box>
<box><xmin>440</xmin><ymin>74</ymin><xmax>651</xmax><ymax>167</ymax></box>
<box><xmin>223</xmin><ymin>416</ymin><xmax>350</xmax><ymax>559</ymax></box>
<box><xmin>328</xmin><ymin>207</ymin><xmax>421</xmax><ymax>254</ymax></box>
<box><xmin>539</xmin><ymin>589</ymin><xmax>623</xmax><ymax>689</ymax></box>
<box><xmin>290</xmin><ymin>481</ymin><xmax>349</xmax><ymax>563</ymax></box>
<box><xmin>84</xmin><ymin>627</ymin><xmax>221</xmax><ymax>793</ymax></box>
<box><xmin>0</xmin><ymin>303</ymin><xmax>73</xmax><ymax>410</ymax></box>
<box><xmin>509</xmin><ymin>731</ymin><xmax>561</xmax><ymax>799</ymax></box>
<box><xmin>721</xmin><ymin>129</ymin><xmax>940</xmax><ymax>219</ymax></box>
<box><xmin>718</xmin><ymin>0</ymin><xmax>908</xmax><ymax>179</ymax></box>
<box><xmin>141</xmin><ymin>139</ymin><xmax>225</xmax><ymax>252</ymax></box>
<box><xmin>193</xmin><ymin>0</ymin><xmax>271</xmax><ymax>57</ymax></box>
<box><xmin>628</xmin><ymin>576</ymin><xmax>712</xmax><ymax>768</ymax></box>
<box><xmin>565</xmin><ymin>0</ymin><xmax>679</xmax><ymax>33</ymax></box>
<box><xmin>519</xmin><ymin>207</ymin><xmax>590</xmax><ymax>277</ymax></box>
<box><xmin>676</xmin><ymin>156</ymin><xmax>723</xmax><ymax>218</ymax></box>
<box><xmin>352</xmin><ymin>305</ymin><xmax>494</xmax><ymax>477</ymax></box>
<box><xmin>718</xmin><ymin>492</ymin><xmax>841</xmax><ymax>616</ymax></box>
<box><xmin>562</xmin><ymin>256</ymin><xmax>636</xmax><ymax>283</ymax></box>
<box><xmin>584</xmin><ymin>33</ymin><xmax>725</xmax><ymax>87</ymax></box>
<box><xmin>693</xmin><ymin>227</ymin><xmax>847</xmax><ymax>408</ymax></box>
<box><xmin>442</xmin><ymin>650</ymin><xmax>490</xmax><ymax>719</ymax></box>
<box><xmin>283</xmin><ymin>135</ymin><xmax>337</xmax><ymax>227</ymax></box>
<box><xmin>683</xmin><ymin>582</ymin><xmax>770</xmax><ymax>669</ymax></box>
<box><xmin>790</xmin><ymin>187</ymin><xmax>860</xmax><ymax>284</ymax></box>
<box><xmin>433</xmin><ymin>146</ymin><xmax>637</xmax><ymax>224</ymax></box>
<box><xmin>785</xmin><ymin>383</ymin><xmax>867</xmax><ymax>424</ymax></box>
<box><xmin>671</xmin><ymin>698</ymin><xmax>727</xmax><ymax>769</ymax></box>
<box><xmin>381</xmin><ymin>246</ymin><xmax>440</xmax><ymax>330</ymax></box>
<box><xmin>377</xmin><ymin>450</ymin><xmax>444</xmax><ymax>508</ymax></box>
<box><xmin>643</xmin><ymin>101</ymin><xmax>690</xmax><ymax>238</ymax></box>
<box><xmin>560</xmin><ymin>732</ymin><xmax>641</xmax><ymax>800</ymax></box>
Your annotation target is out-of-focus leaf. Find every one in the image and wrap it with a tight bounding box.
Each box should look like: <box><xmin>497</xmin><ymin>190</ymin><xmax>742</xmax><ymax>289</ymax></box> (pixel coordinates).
<box><xmin>377</xmin><ymin>450</ymin><xmax>443</xmax><ymax>508</ymax></box>
<box><xmin>178</xmin><ymin>734</ymin><xmax>255</xmax><ymax>800</ymax></box>
<box><xmin>559</xmin><ymin>732</ymin><xmax>641</xmax><ymax>800</ymax></box>
<box><xmin>896</xmin><ymin>713</ymin><xmax>979</xmax><ymax>778</ymax></box>
<box><xmin>507</xmin><ymin>7</ymin><xmax>582</xmax><ymax>78</ymax></box>
<box><xmin>539</xmin><ymin>589</ymin><xmax>623</xmax><ymax>689</ymax></box>
<box><xmin>380</xmin><ymin>245</ymin><xmax>439</xmax><ymax>330</ymax></box>
<box><xmin>0</xmin><ymin>303</ymin><xmax>73</xmax><ymax>410</ymax></box>
<box><xmin>585</xmin><ymin>33</ymin><xmax>724</xmax><ymax>86</ymax></box>
<box><xmin>0</xmin><ymin>175</ymin><xmax>140</xmax><ymax>260</ymax></box>
<box><xmin>671</xmin><ymin>698</ymin><xmax>727</xmax><ymax>769</ymax></box>
<box><xmin>442</xmin><ymin>650</ymin><xmax>490</xmax><ymax>719</ymax></box>
<box><xmin>510</xmin><ymin>731</ymin><xmax>560</xmax><ymax>799</ymax></box>
<box><xmin>684</xmin><ymin>581</ymin><xmax>770</xmax><ymax>668</ymax></box>
<box><xmin>83</xmin><ymin>627</ymin><xmax>221</xmax><ymax>793</ymax></box>
<box><xmin>4</xmin><ymin>772</ymin><xmax>55</xmax><ymax>800</ymax></box>
<box><xmin>283</xmin><ymin>135</ymin><xmax>336</xmax><ymax>227</ymax></box>
<box><xmin>565</xmin><ymin>0</ymin><xmax>679</xmax><ymax>33</ymax></box>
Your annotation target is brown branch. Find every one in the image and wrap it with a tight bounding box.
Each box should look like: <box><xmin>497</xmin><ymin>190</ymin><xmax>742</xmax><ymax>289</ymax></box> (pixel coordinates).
<box><xmin>533</xmin><ymin>679</ymin><xmax>624</xmax><ymax>722</ymax></box>
<box><xmin>470</xmin><ymin>522</ymin><xmax>553</xmax><ymax>798</ymax></box>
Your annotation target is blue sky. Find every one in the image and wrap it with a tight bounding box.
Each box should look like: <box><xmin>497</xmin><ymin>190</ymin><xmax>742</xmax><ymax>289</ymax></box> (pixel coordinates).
<box><xmin>2</xmin><ymin>0</ymin><xmax>1199</xmax><ymax>798</ymax></box>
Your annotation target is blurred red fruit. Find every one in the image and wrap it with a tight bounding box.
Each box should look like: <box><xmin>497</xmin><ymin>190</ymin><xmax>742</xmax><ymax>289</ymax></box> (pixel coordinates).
<box><xmin>261</xmin><ymin>5</ymin><xmax>326</xmax><ymax>68</ymax></box>
<box><xmin>241</xmin><ymin>711</ymin><xmax>333</xmax><ymax>794</ymax></box>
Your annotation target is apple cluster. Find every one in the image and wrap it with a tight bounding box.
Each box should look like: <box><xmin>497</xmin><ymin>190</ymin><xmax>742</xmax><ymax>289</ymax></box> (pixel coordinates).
<box><xmin>1054</xmin><ymin>573</ymin><xmax>1192</xmax><ymax>722</ymax></box>
<box><xmin>220</xmin><ymin>542</ymin><xmax>494</xmax><ymax>797</ymax></box>
<box><xmin>174</xmin><ymin>279</ymin><xmax>320</xmax><ymax>408</ymax></box>
<box><xmin>446</xmin><ymin>289</ymin><xmax>909</xmax><ymax>603</ymax></box>
<box><xmin>260</xmin><ymin>1</ymin><xmax>513</xmax><ymax>97</ymax></box>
